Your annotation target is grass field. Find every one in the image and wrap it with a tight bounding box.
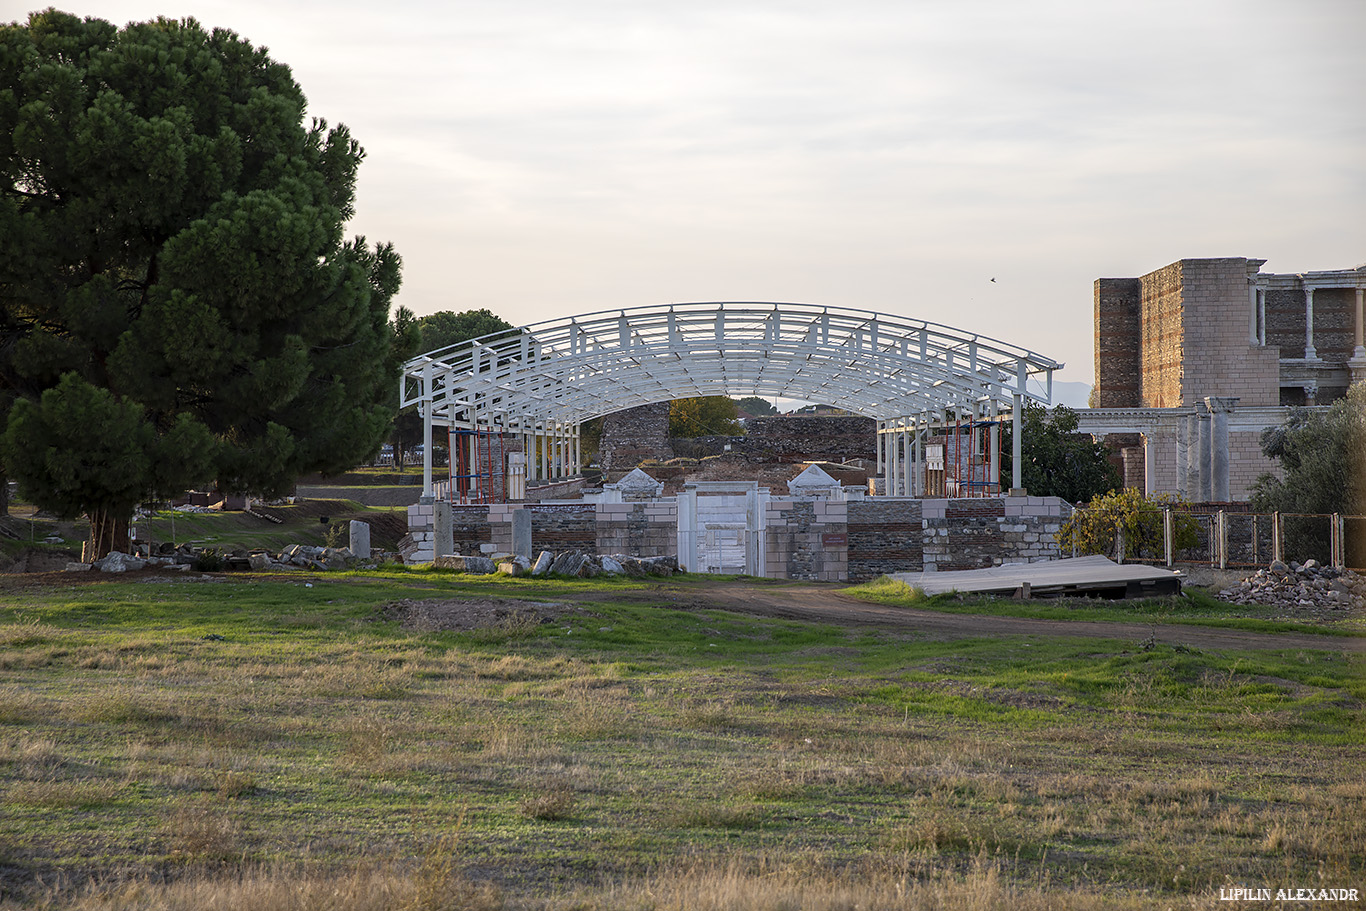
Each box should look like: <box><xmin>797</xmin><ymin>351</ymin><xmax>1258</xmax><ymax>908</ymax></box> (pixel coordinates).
<box><xmin>0</xmin><ymin>570</ymin><xmax>1362</xmax><ymax>909</ymax></box>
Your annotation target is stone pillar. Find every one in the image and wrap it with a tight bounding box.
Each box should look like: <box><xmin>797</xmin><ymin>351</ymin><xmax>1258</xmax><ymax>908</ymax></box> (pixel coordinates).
<box><xmin>1355</xmin><ymin>287</ymin><xmax>1365</xmax><ymax>355</ymax></box>
<box><xmin>1184</xmin><ymin>412</ymin><xmax>1200</xmax><ymax>498</ymax></box>
<box><xmin>1176</xmin><ymin>417</ymin><xmax>1190</xmax><ymax>498</ymax></box>
<box><xmin>1303</xmin><ymin>284</ymin><xmax>1318</xmax><ymax>359</ymax></box>
<box><xmin>1142</xmin><ymin>434</ymin><xmax>1154</xmax><ymax>496</ymax></box>
<box><xmin>511</xmin><ymin>508</ymin><xmax>531</xmax><ymax>560</ymax></box>
<box><xmin>1196</xmin><ymin>401</ymin><xmax>1212</xmax><ymax>503</ymax></box>
<box><xmin>1204</xmin><ymin>396</ymin><xmax>1238</xmax><ymax>503</ymax></box>
<box><xmin>349</xmin><ymin>520</ymin><xmax>371</xmax><ymax>560</ymax></box>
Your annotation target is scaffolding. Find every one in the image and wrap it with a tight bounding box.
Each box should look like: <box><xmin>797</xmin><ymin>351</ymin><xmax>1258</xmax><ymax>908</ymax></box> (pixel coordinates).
<box><xmin>448</xmin><ymin>426</ymin><xmax>508</xmax><ymax>505</ymax></box>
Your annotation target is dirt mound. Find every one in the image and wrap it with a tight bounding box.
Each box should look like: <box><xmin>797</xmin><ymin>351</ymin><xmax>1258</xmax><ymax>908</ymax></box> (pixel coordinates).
<box><xmin>381</xmin><ymin>597</ymin><xmax>587</xmax><ymax>632</ymax></box>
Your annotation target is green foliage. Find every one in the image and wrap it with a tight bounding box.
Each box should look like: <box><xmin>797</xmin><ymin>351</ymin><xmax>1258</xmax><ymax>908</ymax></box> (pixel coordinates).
<box><xmin>0</xmin><ymin>11</ymin><xmax>406</xmax><ymax>554</ymax></box>
<box><xmin>191</xmin><ymin>547</ymin><xmax>222</xmax><ymax>572</ymax></box>
<box><xmin>735</xmin><ymin>396</ymin><xmax>777</xmax><ymax>416</ymax></box>
<box><xmin>416</xmin><ymin>309</ymin><xmax>516</xmax><ymax>354</ymax></box>
<box><xmin>1057</xmin><ymin>487</ymin><xmax>1199</xmax><ymax>562</ymax></box>
<box><xmin>669</xmin><ymin>396</ymin><xmax>741</xmax><ymax>437</ymax></box>
<box><xmin>1252</xmin><ymin>382</ymin><xmax>1365</xmax><ymax>517</ymax></box>
<box><xmin>1251</xmin><ymin>383</ymin><xmax>1366</xmax><ymax>563</ymax></box>
<box><xmin>390</xmin><ymin>310</ymin><xmax>516</xmax><ymax>465</ymax></box>
<box><xmin>1001</xmin><ymin>403</ymin><xmax>1121</xmax><ymax>503</ymax></box>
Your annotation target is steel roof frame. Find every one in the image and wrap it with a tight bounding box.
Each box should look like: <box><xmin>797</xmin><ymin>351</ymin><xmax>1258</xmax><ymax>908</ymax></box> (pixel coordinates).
<box><xmin>402</xmin><ymin>302</ymin><xmax>1060</xmax><ymax>431</ymax></box>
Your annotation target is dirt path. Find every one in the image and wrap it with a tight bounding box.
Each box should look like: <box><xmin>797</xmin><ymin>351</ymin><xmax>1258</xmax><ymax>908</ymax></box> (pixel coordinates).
<box><xmin>628</xmin><ymin>580</ymin><xmax>1366</xmax><ymax>653</ymax></box>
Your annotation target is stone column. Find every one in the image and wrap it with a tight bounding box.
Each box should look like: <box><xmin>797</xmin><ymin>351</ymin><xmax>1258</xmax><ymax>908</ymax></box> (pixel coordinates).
<box><xmin>1195</xmin><ymin>400</ymin><xmax>1212</xmax><ymax>503</ymax></box>
<box><xmin>1142</xmin><ymin>433</ymin><xmax>1155</xmax><ymax>497</ymax></box>
<box><xmin>1303</xmin><ymin>284</ymin><xmax>1318</xmax><ymax>359</ymax></box>
<box><xmin>1184</xmin><ymin>412</ymin><xmax>1200</xmax><ymax>498</ymax></box>
<box><xmin>1176</xmin><ymin>416</ymin><xmax>1190</xmax><ymax>498</ymax></box>
<box><xmin>1204</xmin><ymin>396</ymin><xmax>1239</xmax><ymax>503</ymax></box>
<box><xmin>1355</xmin><ymin>288</ymin><xmax>1365</xmax><ymax>356</ymax></box>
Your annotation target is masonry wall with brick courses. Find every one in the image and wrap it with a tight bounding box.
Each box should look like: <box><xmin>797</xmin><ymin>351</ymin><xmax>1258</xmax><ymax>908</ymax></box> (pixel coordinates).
<box><xmin>920</xmin><ymin>497</ymin><xmax>1069</xmax><ymax>574</ymax></box>
<box><xmin>765</xmin><ymin>498</ymin><xmax>848</xmax><ymax>582</ymax></box>
<box><xmin>1177</xmin><ymin>258</ymin><xmax>1280</xmax><ymax>407</ymax></box>
<box><xmin>528</xmin><ymin>504</ymin><xmax>598</xmax><ymax>554</ymax></box>
<box><xmin>1313</xmin><ymin>287</ymin><xmax>1356</xmax><ymax>361</ymax></box>
<box><xmin>600</xmin><ymin>402</ymin><xmax>673</xmax><ymax>470</ymax></box>
<box><xmin>1093</xmin><ymin>278</ymin><xmax>1141</xmax><ymax>407</ymax></box>
<box><xmin>596</xmin><ymin>501</ymin><xmax>677</xmax><ymax>557</ymax></box>
<box><xmin>745</xmin><ymin>416</ymin><xmax>876</xmax><ymax>462</ymax></box>
<box><xmin>846</xmin><ymin>499</ymin><xmax>923</xmax><ymax>580</ymax></box>
<box><xmin>1265</xmin><ymin>288</ymin><xmax>1306</xmax><ymax>359</ymax></box>
<box><xmin>1137</xmin><ymin>261</ymin><xmax>1187</xmax><ymax>408</ymax></box>
<box><xmin>451</xmin><ymin>506</ymin><xmax>494</xmax><ymax>554</ymax></box>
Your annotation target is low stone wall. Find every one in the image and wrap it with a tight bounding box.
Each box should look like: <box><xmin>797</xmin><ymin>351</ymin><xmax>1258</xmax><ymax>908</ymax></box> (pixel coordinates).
<box><xmin>847</xmin><ymin>499</ymin><xmax>924</xmax><ymax>580</ymax></box>
<box><xmin>409</xmin><ymin>495</ymin><xmax>1072</xmax><ymax>580</ymax></box>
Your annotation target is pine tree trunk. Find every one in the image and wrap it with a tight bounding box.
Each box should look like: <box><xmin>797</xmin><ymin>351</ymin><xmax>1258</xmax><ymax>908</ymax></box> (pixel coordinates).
<box><xmin>82</xmin><ymin>508</ymin><xmax>131</xmax><ymax>562</ymax></box>
<box><xmin>0</xmin><ymin>471</ymin><xmax>8</xmax><ymax>517</ymax></box>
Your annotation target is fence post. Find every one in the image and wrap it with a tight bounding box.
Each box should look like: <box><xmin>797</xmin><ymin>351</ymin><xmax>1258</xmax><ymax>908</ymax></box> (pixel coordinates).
<box><xmin>1272</xmin><ymin>511</ymin><xmax>1282</xmax><ymax>564</ymax></box>
<box><xmin>1115</xmin><ymin>520</ymin><xmax>1125</xmax><ymax>565</ymax></box>
<box><xmin>1332</xmin><ymin>514</ymin><xmax>1344</xmax><ymax>571</ymax></box>
<box><xmin>1217</xmin><ymin>510</ymin><xmax>1228</xmax><ymax>570</ymax></box>
<box><xmin>1163</xmin><ymin>507</ymin><xmax>1173</xmax><ymax>567</ymax></box>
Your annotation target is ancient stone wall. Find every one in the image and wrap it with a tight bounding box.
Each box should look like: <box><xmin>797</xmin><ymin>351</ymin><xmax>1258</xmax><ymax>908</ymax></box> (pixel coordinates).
<box><xmin>744</xmin><ymin>416</ymin><xmax>876</xmax><ymax>461</ymax></box>
<box><xmin>847</xmin><ymin>499</ymin><xmax>923</xmax><ymax>579</ymax></box>
<box><xmin>1172</xmin><ymin>258</ymin><xmax>1279</xmax><ymax>407</ymax></box>
<box><xmin>600</xmin><ymin>402</ymin><xmax>673</xmax><ymax>470</ymax></box>
<box><xmin>528</xmin><ymin>504</ymin><xmax>598</xmax><ymax>554</ymax></box>
<box><xmin>1137</xmin><ymin>260</ymin><xmax>1186</xmax><ymax>408</ymax></box>
<box><xmin>410</xmin><ymin>496</ymin><xmax>1074</xmax><ymax>580</ymax></box>
<box><xmin>764</xmin><ymin>498</ymin><xmax>848</xmax><ymax>582</ymax></box>
<box><xmin>1093</xmin><ymin>278</ymin><xmax>1141</xmax><ymax>407</ymax></box>
<box><xmin>596</xmin><ymin>501</ymin><xmax>676</xmax><ymax>556</ymax></box>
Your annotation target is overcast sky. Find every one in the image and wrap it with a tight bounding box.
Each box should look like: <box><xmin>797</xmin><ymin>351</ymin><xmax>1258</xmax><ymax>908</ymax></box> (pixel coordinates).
<box><xmin>8</xmin><ymin>0</ymin><xmax>1365</xmax><ymax>384</ymax></box>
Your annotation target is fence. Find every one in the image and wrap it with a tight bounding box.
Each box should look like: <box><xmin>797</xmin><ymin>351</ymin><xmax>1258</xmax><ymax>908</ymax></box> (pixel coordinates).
<box><xmin>1065</xmin><ymin>507</ymin><xmax>1365</xmax><ymax>572</ymax></box>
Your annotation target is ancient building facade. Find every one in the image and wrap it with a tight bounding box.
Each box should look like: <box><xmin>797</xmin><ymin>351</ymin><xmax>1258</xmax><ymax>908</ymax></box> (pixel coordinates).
<box><xmin>1087</xmin><ymin>257</ymin><xmax>1365</xmax><ymax>501</ymax></box>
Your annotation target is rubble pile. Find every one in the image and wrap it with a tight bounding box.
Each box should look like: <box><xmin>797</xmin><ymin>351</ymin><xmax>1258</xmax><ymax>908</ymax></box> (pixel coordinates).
<box><xmin>1217</xmin><ymin>560</ymin><xmax>1365</xmax><ymax>613</ymax></box>
<box><xmin>65</xmin><ymin>542</ymin><xmax>388</xmax><ymax>574</ymax></box>
<box><xmin>434</xmin><ymin>549</ymin><xmax>678</xmax><ymax>578</ymax></box>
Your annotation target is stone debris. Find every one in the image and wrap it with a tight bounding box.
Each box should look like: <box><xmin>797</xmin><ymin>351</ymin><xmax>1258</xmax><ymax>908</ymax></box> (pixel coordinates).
<box><xmin>433</xmin><ymin>554</ymin><xmax>497</xmax><ymax>574</ymax></box>
<box><xmin>65</xmin><ymin>542</ymin><xmax>393</xmax><ymax>574</ymax></box>
<box><xmin>1217</xmin><ymin>560</ymin><xmax>1365</xmax><ymax>614</ymax></box>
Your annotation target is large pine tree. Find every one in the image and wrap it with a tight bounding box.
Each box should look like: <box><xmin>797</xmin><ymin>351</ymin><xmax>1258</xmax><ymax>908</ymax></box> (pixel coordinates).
<box><xmin>0</xmin><ymin>11</ymin><xmax>407</xmax><ymax>559</ymax></box>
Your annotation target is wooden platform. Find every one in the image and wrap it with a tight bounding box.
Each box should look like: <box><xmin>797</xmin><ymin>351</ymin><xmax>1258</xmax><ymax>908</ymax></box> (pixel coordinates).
<box><xmin>890</xmin><ymin>555</ymin><xmax>1182</xmax><ymax>599</ymax></box>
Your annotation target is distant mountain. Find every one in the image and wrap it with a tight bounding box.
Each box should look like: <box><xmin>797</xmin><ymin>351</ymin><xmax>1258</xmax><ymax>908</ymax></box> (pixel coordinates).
<box><xmin>1050</xmin><ymin>381</ymin><xmax>1092</xmax><ymax>409</ymax></box>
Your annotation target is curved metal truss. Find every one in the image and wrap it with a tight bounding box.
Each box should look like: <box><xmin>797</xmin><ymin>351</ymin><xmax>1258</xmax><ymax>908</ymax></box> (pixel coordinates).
<box><xmin>401</xmin><ymin>302</ymin><xmax>1061</xmax><ymax>496</ymax></box>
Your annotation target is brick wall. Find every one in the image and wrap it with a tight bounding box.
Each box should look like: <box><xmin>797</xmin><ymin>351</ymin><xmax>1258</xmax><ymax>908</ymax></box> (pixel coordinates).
<box><xmin>600</xmin><ymin>402</ymin><xmax>673</xmax><ymax>470</ymax></box>
<box><xmin>1135</xmin><ymin>261</ymin><xmax>1186</xmax><ymax>407</ymax></box>
<box><xmin>847</xmin><ymin>499</ymin><xmax>923</xmax><ymax>579</ymax></box>
<box><xmin>529</xmin><ymin>504</ymin><xmax>598</xmax><ymax>553</ymax></box>
<box><xmin>1093</xmin><ymin>278</ymin><xmax>1141</xmax><ymax>407</ymax></box>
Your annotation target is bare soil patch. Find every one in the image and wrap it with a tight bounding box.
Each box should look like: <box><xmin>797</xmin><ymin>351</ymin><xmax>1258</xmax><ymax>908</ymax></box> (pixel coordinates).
<box><xmin>381</xmin><ymin>597</ymin><xmax>588</xmax><ymax>632</ymax></box>
<box><xmin>629</xmin><ymin>579</ymin><xmax>1365</xmax><ymax>653</ymax></box>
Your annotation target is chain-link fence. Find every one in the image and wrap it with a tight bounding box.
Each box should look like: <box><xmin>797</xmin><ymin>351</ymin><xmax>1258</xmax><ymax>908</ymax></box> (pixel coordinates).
<box><xmin>1064</xmin><ymin>507</ymin><xmax>1365</xmax><ymax>571</ymax></box>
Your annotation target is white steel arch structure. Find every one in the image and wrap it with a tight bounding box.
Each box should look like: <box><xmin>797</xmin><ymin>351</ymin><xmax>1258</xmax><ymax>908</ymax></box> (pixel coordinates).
<box><xmin>401</xmin><ymin>302</ymin><xmax>1061</xmax><ymax>499</ymax></box>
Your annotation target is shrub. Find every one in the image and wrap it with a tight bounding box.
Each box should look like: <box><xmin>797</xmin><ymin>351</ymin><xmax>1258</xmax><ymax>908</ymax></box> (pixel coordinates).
<box><xmin>1058</xmin><ymin>487</ymin><xmax>1199</xmax><ymax>561</ymax></box>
